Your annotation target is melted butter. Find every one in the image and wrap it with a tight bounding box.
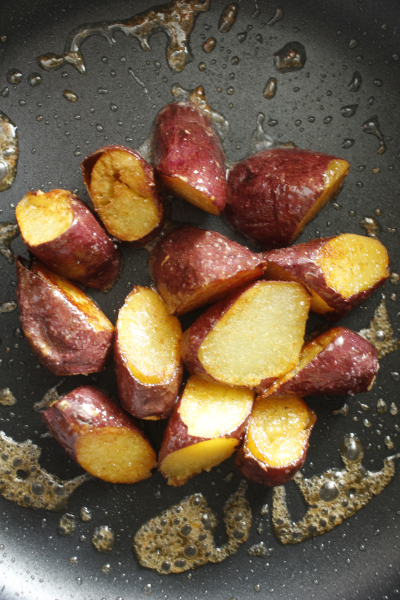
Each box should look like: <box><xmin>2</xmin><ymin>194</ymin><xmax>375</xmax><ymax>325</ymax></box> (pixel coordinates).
<box><xmin>0</xmin><ymin>301</ymin><xmax>17</xmax><ymax>313</ymax></box>
<box><xmin>0</xmin><ymin>112</ymin><xmax>19</xmax><ymax>192</ymax></box>
<box><xmin>58</xmin><ymin>513</ymin><xmax>76</xmax><ymax>535</ymax></box>
<box><xmin>359</xmin><ymin>296</ymin><xmax>400</xmax><ymax>358</ymax></box>
<box><xmin>92</xmin><ymin>525</ymin><xmax>115</xmax><ymax>552</ymax></box>
<box><xmin>37</xmin><ymin>0</ymin><xmax>210</xmax><ymax>75</ymax></box>
<box><xmin>272</xmin><ymin>434</ymin><xmax>398</xmax><ymax>544</ymax></box>
<box><xmin>33</xmin><ymin>382</ymin><xmax>65</xmax><ymax>413</ymax></box>
<box><xmin>360</xmin><ymin>216</ymin><xmax>380</xmax><ymax>238</ymax></box>
<box><xmin>0</xmin><ymin>431</ymin><xmax>90</xmax><ymax>511</ymax></box>
<box><xmin>133</xmin><ymin>482</ymin><xmax>251</xmax><ymax>573</ymax></box>
<box><xmin>362</xmin><ymin>115</ymin><xmax>387</xmax><ymax>155</ymax></box>
<box><xmin>218</xmin><ymin>3</ymin><xmax>239</xmax><ymax>33</ymax></box>
<box><xmin>0</xmin><ymin>222</ymin><xmax>19</xmax><ymax>264</ymax></box>
<box><xmin>0</xmin><ymin>388</ymin><xmax>17</xmax><ymax>406</ymax></box>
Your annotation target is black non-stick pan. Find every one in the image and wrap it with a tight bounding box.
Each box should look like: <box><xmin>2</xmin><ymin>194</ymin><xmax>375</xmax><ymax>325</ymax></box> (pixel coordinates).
<box><xmin>1</xmin><ymin>0</ymin><xmax>400</xmax><ymax>598</ymax></box>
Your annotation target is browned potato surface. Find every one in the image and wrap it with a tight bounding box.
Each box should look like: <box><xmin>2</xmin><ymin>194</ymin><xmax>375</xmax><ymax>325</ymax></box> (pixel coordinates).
<box><xmin>81</xmin><ymin>145</ymin><xmax>164</xmax><ymax>245</ymax></box>
<box><xmin>264</xmin><ymin>234</ymin><xmax>389</xmax><ymax>320</ymax></box>
<box><xmin>182</xmin><ymin>280</ymin><xmax>310</xmax><ymax>392</ymax></box>
<box><xmin>235</xmin><ymin>396</ymin><xmax>316</xmax><ymax>486</ymax></box>
<box><xmin>159</xmin><ymin>376</ymin><xmax>254</xmax><ymax>486</ymax></box>
<box><xmin>16</xmin><ymin>257</ymin><xmax>114</xmax><ymax>376</ymax></box>
<box><xmin>16</xmin><ymin>189</ymin><xmax>121</xmax><ymax>291</ymax></box>
<box><xmin>149</xmin><ymin>225</ymin><xmax>266</xmax><ymax>315</ymax></box>
<box><xmin>114</xmin><ymin>286</ymin><xmax>183</xmax><ymax>420</ymax></box>
<box><xmin>42</xmin><ymin>386</ymin><xmax>156</xmax><ymax>483</ymax></box>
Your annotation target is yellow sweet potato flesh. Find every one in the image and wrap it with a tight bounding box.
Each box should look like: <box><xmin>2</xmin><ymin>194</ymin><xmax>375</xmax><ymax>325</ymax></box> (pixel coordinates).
<box><xmin>160</xmin><ymin>437</ymin><xmax>238</xmax><ymax>486</ymax></box>
<box><xmin>159</xmin><ymin>173</ymin><xmax>220</xmax><ymax>216</ymax></box>
<box><xmin>290</xmin><ymin>159</ymin><xmax>349</xmax><ymax>243</ymax></box>
<box><xmin>76</xmin><ymin>426</ymin><xmax>156</xmax><ymax>484</ymax></box>
<box><xmin>16</xmin><ymin>189</ymin><xmax>73</xmax><ymax>246</ymax></box>
<box><xmin>90</xmin><ymin>150</ymin><xmax>160</xmax><ymax>241</ymax></box>
<box><xmin>31</xmin><ymin>261</ymin><xmax>114</xmax><ymax>333</ymax></box>
<box><xmin>179</xmin><ymin>376</ymin><xmax>254</xmax><ymax>438</ymax></box>
<box><xmin>118</xmin><ymin>287</ymin><xmax>182</xmax><ymax>385</ymax></box>
<box><xmin>316</xmin><ymin>233</ymin><xmax>389</xmax><ymax>298</ymax></box>
<box><xmin>198</xmin><ymin>281</ymin><xmax>310</xmax><ymax>387</ymax></box>
<box><xmin>246</xmin><ymin>397</ymin><xmax>315</xmax><ymax>467</ymax></box>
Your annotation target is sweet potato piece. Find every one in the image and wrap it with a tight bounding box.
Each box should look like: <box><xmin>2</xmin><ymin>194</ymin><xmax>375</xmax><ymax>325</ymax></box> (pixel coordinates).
<box><xmin>16</xmin><ymin>257</ymin><xmax>114</xmax><ymax>376</ymax></box>
<box><xmin>182</xmin><ymin>281</ymin><xmax>310</xmax><ymax>391</ymax></box>
<box><xmin>263</xmin><ymin>327</ymin><xmax>379</xmax><ymax>398</ymax></box>
<box><xmin>16</xmin><ymin>189</ymin><xmax>121</xmax><ymax>291</ymax></box>
<box><xmin>42</xmin><ymin>386</ymin><xmax>156</xmax><ymax>483</ymax></box>
<box><xmin>159</xmin><ymin>376</ymin><xmax>254</xmax><ymax>486</ymax></box>
<box><xmin>225</xmin><ymin>147</ymin><xmax>349</xmax><ymax>249</ymax></box>
<box><xmin>153</xmin><ymin>101</ymin><xmax>227</xmax><ymax>215</ymax></box>
<box><xmin>264</xmin><ymin>234</ymin><xmax>389</xmax><ymax>320</ymax></box>
<box><xmin>115</xmin><ymin>286</ymin><xmax>183</xmax><ymax>420</ymax></box>
<box><xmin>235</xmin><ymin>396</ymin><xmax>316</xmax><ymax>486</ymax></box>
<box><xmin>149</xmin><ymin>225</ymin><xmax>266</xmax><ymax>315</ymax></box>
<box><xmin>81</xmin><ymin>145</ymin><xmax>164</xmax><ymax>245</ymax></box>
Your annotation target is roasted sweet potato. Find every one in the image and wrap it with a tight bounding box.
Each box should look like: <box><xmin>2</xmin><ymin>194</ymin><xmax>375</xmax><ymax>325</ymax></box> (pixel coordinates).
<box><xmin>152</xmin><ymin>101</ymin><xmax>227</xmax><ymax>215</ymax></box>
<box><xmin>42</xmin><ymin>386</ymin><xmax>156</xmax><ymax>484</ymax></box>
<box><xmin>81</xmin><ymin>145</ymin><xmax>164</xmax><ymax>245</ymax></box>
<box><xmin>182</xmin><ymin>280</ymin><xmax>310</xmax><ymax>391</ymax></box>
<box><xmin>16</xmin><ymin>257</ymin><xmax>114</xmax><ymax>376</ymax></box>
<box><xmin>159</xmin><ymin>376</ymin><xmax>254</xmax><ymax>486</ymax></box>
<box><xmin>235</xmin><ymin>396</ymin><xmax>316</xmax><ymax>486</ymax></box>
<box><xmin>225</xmin><ymin>147</ymin><xmax>349</xmax><ymax>249</ymax></box>
<box><xmin>149</xmin><ymin>225</ymin><xmax>266</xmax><ymax>315</ymax></box>
<box><xmin>114</xmin><ymin>286</ymin><xmax>183</xmax><ymax>420</ymax></box>
<box><xmin>263</xmin><ymin>327</ymin><xmax>379</xmax><ymax>398</ymax></box>
<box><xmin>263</xmin><ymin>234</ymin><xmax>389</xmax><ymax>320</ymax></box>
<box><xmin>16</xmin><ymin>189</ymin><xmax>121</xmax><ymax>291</ymax></box>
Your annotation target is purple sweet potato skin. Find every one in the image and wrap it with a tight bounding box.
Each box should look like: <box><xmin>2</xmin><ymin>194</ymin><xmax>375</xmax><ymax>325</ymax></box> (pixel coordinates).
<box><xmin>152</xmin><ymin>102</ymin><xmax>227</xmax><ymax>214</ymax></box>
<box><xmin>23</xmin><ymin>194</ymin><xmax>121</xmax><ymax>291</ymax></box>
<box><xmin>81</xmin><ymin>144</ymin><xmax>165</xmax><ymax>247</ymax></box>
<box><xmin>114</xmin><ymin>329</ymin><xmax>183</xmax><ymax>420</ymax></box>
<box><xmin>267</xmin><ymin>327</ymin><xmax>379</xmax><ymax>397</ymax></box>
<box><xmin>149</xmin><ymin>225</ymin><xmax>266</xmax><ymax>315</ymax></box>
<box><xmin>263</xmin><ymin>237</ymin><xmax>388</xmax><ymax>321</ymax></box>
<box><xmin>42</xmin><ymin>385</ymin><xmax>145</xmax><ymax>463</ymax></box>
<box><xmin>225</xmin><ymin>147</ymin><xmax>342</xmax><ymax>249</ymax></box>
<box><xmin>16</xmin><ymin>258</ymin><xmax>114</xmax><ymax>376</ymax></box>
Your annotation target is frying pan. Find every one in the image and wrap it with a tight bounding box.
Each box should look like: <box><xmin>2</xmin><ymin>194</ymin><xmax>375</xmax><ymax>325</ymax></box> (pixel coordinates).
<box><xmin>0</xmin><ymin>0</ymin><xmax>399</xmax><ymax>598</ymax></box>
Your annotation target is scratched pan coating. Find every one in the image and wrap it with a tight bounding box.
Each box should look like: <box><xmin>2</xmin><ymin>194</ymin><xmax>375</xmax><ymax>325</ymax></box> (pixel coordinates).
<box><xmin>0</xmin><ymin>0</ymin><xmax>400</xmax><ymax>598</ymax></box>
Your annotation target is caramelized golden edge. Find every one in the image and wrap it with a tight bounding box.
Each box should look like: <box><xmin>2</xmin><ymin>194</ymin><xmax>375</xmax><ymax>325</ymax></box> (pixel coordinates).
<box><xmin>159</xmin><ymin>174</ymin><xmax>220</xmax><ymax>216</ymax></box>
<box><xmin>16</xmin><ymin>189</ymin><xmax>73</xmax><ymax>246</ymax></box>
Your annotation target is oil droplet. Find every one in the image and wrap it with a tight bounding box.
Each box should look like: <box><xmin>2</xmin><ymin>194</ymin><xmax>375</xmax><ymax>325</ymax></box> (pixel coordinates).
<box><xmin>390</xmin><ymin>272</ymin><xmax>400</xmax><ymax>285</ymax></box>
<box><xmin>37</xmin><ymin>0</ymin><xmax>210</xmax><ymax>74</ymax></box>
<box><xmin>274</xmin><ymin>41</ymin><xmax>306</xmax><ymax>73</ymax></box>
<box><xmin>342</xmin><ymin>139</ymin><xmax>355</xmax><ymax>149</ymax></box>
<box><xmin>0</xmin><ymin>222</ymin><xmax>20</xmax><ymax>264</ymax></box>
<box><xmin>237</xmin><ymin>31</ymin><xmax>247</xmax><ymax>43</ymax></box>
<box><xmin>331</xmin><ymin>403</ymin><xmax>349</xmax><ymax>417</ymax></box>
<box><xmin>373</xmin><ymin>79</ymin><xmax>383</xmax><ymax>87</ymax></box>
<box><xmin>134</xmin><ymin>483</ymin><xmax>251</xmax><ymax>574</ymax></box>
<box><xmin>348</xmin><ymin>71</ymin><xmax>362</xmax><ymax>92</ymax></box>
<box><xmin>231</xmin><ymin>56</ymin><xmax>239</xmax><ymax>65</ymax></box>
<box><xmin>58</xmin><ymin>513</ymin><xmax>76</xmax><ymax>536</ymax></box>
<box><xmin>80</xmin><ymin>506</ymin><xmax>92</xmax><ymax>522</ymax></box>
<box><xmin>202</xmin><ymin>37</ymin><xmax>216</xmax><ymax>53</ymax></box>
<box><xmin>198</xmin><ymin>62</ymin><xmax>206</xmax><ymax>71</ymax></box>
<box><xmin>390</xmin><ymin>403</ymin><xmax>398</xmax><ymax>416</ymax></box>
<box><xmin>391</xmin><ymin>372</ymin><xmax>400</xmax><ymax>382</ymax></box>
<box><xmin>33</xmin><ymin>382</ymin><xmax>64</xmax><ymax>412</ymax></box>
<box><xmin>359</xmin><ymin>297</ymin><xmax>400</xmax><ymax>358</ymax></box>
<box><xmin>359</xmin><ymin>403</ymin><xmax>370</xmax><ymax>412</ymax></box>
<box><xmin>0</xmin><ymin>301</ymin><xmax>17</xmax><ymax>314</ymax></box>
<box><xmin>272</xmin><ymin>433</ymin><xmax>397</xmax><ymax>544</ymax></box>
<box><xmin>247</xmin><ymin>541</ymin><xmax>268</xmax><ymax>556</ymax></box>
<box><xmin>348</xmin><ymin>38</ymin><xmax>358</xmax><ymax>49</ymax></box>
<box><xmin>0</xmin><ymin>88</ymin><xmax>10</xmax><ymax>98</ymax></box>
<box><xmin>0</xmin><ymin>388</ymin><xmax>17</xmax><ymax>406</ymax></box>
<box><xmin>363</xmin><ymin>418</ymin><xmax>371</xmax><ymax>428</ymax></box>
<box><xmin>263</xmin><ymin>77</ymin><xmax>277</xmax><ymax>99</ymax></box>
<box><xmin>362</xmin><ymin>115</ymin><xmax>387</xmax><ymax>155</ymax></box>
<box><xmin>0</xmin><ymin>112</ymin><xmax>19</xmax><ymax>192</ymax></box>
<box><xmin>255</xmin><ymin>34</ymin><xmax>263</xmax><ymax>43</ymax></box>
<box><xmin>92</xmin><ymin>525</ymin><xmax>115</xmax><ymax>552</ymax></box>
<box><xmin>323</xmin><ymin>116</ymin><xmax>332</xmax><ymax>124</ymax></box>
<box><xmin>268</xmin><ymin>6</ymin><xmax>284</xmax><ymax>26</ymax></box>
<box><xmin>218</xmin><ymin>4</ymin><xmax>239</xmax><ymax>33</ymax></box>
<box><xmin>110</xmin><ymin>104</ymin><xmax>118</xmax><ymax>112</ymax></box>
<box><xmin>102</xmin><ymin>563</ymin><xmax>111</xmax><ymax>574</ymax></box>
<box><xmin>359</xmin><ymin>216</ymin><xmax>380</xmax><ymax>238</ymax></box>
<box><xmin>377</xmin><ymin>399</ymin><xmax>387</xmax><ymax>414</ymax></box>
<box><xmin>28</xmin><ymin>73</ymin><xmax>42</xmax><ymax>87</ymax></box>
<box><xmin>384</xmin><ymin>436</ymin><xmax>394</xmax><ymax>450</ymax></box>
<box><xmin>63</xmin><ymin>90</ymin><xmax>78</xmax><ymax>102</ymax></box>
<box><xmin>7</xmin><ymin>69</ymin><xmax>23</xmax><ymax>85</ymax></box>
<box><xmin>251</xmin><ymin>113</ymin><xmax>274</xmax><ymax>153</ymax></box>
<box><xmin>226</xmin><ymin>86</ymin><xmax>234</xmax><ymax>95</ymax></box>
<box><xmin>340</xmin><ymin>104</ymin><xmax>358</xmax><ymax>118</ymax></box>
<box><xmin>260</xmin><ymin>503</ymin><xmax>269</xmax><ymax>516</ymax></box>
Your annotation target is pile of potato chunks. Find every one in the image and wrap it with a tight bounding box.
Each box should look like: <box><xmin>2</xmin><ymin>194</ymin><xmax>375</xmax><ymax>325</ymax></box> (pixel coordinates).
<box><xmin>15</xmin><ymin>92</ymin><xmax>389</xmax><ymax>487</ymax></box>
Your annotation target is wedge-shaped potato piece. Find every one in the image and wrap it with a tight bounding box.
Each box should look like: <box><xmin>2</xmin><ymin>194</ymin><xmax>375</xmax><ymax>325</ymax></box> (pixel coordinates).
<box><xmin>115</xmin><ymin>286</ymin><xmax>183</xmax><ymax>420</ymax></box>
<box><xmin>149</xmin><ymin>225</ymin><xmax>266</xmax><ymax>315</ymax></box>
<box><xmin>81</xmin><ymin>145</ymin><xmax>164</xmax><ymax>245</ymax></box>
<box><xmin>263</xmin><ymin>327</ymin><xmax>379</xmax><ymax>398</ymax></box>
<box><xmin>16</xmin><ymin>189</ymin><xmax>121</xmax><ymax>291</ymax></box>
<box><xmin>235</xmin><ymin>396</ymin><xmax>316</xmax><ymax>486</ymax></box>
<box><xmin>153</xmin><ymin>100</ymin><xmax>227</xmax><ymax>215</ymax></box>
<box><xmin>42</xmin><ymin>386</ymin><xmax>156</xmax><ymax>483</ymax></box>
<box><xmin>17</xmin><ymin>257</ymin><xmax>114</xmax><ymax>376</ymax></box>
<box><xmin>264</xmin><ymin>234</ymin><xmax>389</xmax><ymax>321</ymax></box>
<box><xmin>225</xmin><ymin>147</ymin><xmax>349</xmax><ymax>249</ymax></box>
<box><xmin>159</xmin><ymin>376</ymin><xmax>254</xmax><ymax>486</ymax></box>
<box><xmin>182</xmin><ymin>281</ymin><xmax>310</xmax><ymax>392</ymax></box>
